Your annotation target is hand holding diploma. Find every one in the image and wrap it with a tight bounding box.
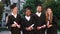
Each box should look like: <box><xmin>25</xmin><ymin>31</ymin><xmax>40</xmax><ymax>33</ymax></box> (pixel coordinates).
<box><xmin>37</xmin><ymin>25</ymin><xmax>46</xmax><ymax>30</ymax></box>
<box><xmin>37</xmin><ymin>26</ymin><xmax>42</xmax><ymax>30</ymax></box>
<box><xmin>41</xmin><ymin>25</ymin><xmax>46</xmax><ymax>28</ymax></box>
<box><xmin>47</xmin><ymin>25</ymin><xmax>52</xmax><ymax>28</ymax></box>
<box><xmin>28</xmin><ymin>24</ymin><xmax>34</xmax><ymax>29</ymax></box>
<box><xmin>47</xmin><ymin>21</ymin><xmax>52</xmax><ymax>28</ymax></box>
<box><xmin>11</xmin><ymin>24</ymin><xmax>16</xmax><ymax>27</ymax></box>
<box><xmin>26</xmin><ymin>27</ymin><xmax>32</xmax><ymax>31</ymax></box>
<box><xmin>26</xmin><ymin>24</ymin><xmax>34</xmax><ymax>31</ymax></box>
<box><xmin>14</xmin><ymin>21</ymin><xmax>20</xmax><ymax>28</ymax></box>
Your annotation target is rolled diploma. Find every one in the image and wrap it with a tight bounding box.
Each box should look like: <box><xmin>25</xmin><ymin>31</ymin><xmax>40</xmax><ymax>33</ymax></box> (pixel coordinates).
<box><xmin>30</xmin><ymin>24</ymin><xmax>34</xmax><ymax>28</ymax></box>
<box><xmin>14</xmin><ymin>21</ymin><xmax>19</xmax><ymax>27</ymax></box>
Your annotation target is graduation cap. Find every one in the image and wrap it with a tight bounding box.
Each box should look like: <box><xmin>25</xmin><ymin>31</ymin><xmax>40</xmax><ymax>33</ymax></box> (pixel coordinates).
<box><xmin>36</xmin><ymin>4</ymin><xmax>42</xmax><ymax>7</ymax></box>
<box><xmin>23</xmin><ymin>6</ymin><xmax>32</xmax><ymax>13</ymax></box>
<box><xmin>10</xmin><ymin>3</ymin><xmax>16</xmax><ymax>9</ymax></box>
<box><xmin>24</xmin><ymin>6</ymin><xmax>32</xmax><ymax>10</ymax></box>
<box><xmin>35</xmin><ymin>1</ymin><xmax>42</xmax><ymax>7</ymax></box>
<box><xmin>45</xmin><ymin>6</ymin><xmax>53</xmax><ymax>10</ymax></box>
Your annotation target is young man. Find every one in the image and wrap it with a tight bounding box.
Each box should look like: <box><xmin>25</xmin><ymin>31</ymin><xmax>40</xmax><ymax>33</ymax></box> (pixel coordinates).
<box><xmin>22</xmin><ymin>7</ymin><xmax>34</xmax><ymax>34</ymax></box>
<box><xmin>32</xmin><ymin>5</ymin><xmax>46</xmax><ymax>34</ymax></box>
<box><xmin>6</xmin><ymin>4</ymin><xmax>22</xmax><ymax>34</ymax></box>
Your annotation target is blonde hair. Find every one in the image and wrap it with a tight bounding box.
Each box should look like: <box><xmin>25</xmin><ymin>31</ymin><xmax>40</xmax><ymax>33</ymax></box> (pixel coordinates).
<box><xmin>45</xmin><ymin>10</ymin><xmax>53</xmax><ymax>23</ymax></box>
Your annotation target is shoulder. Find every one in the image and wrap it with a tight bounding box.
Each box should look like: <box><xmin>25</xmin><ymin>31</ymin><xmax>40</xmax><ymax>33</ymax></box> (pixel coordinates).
<box><xmin>17</xmin><ymin>14</ymin><xmax>21</xmax><ymax>17</ymax></box>
<box><xmin>17</xmin><ymin>14</ymin><xmax>21</xmax><ymax>16</ymax></box>
<box><xmin>31</xmin><ymin>14</ymin><xmax>37</xmax><ymax>19</ymax></box>
<box><xmin>31</xmin><ymin>14</ymin><xmax>36</xmax><ymax>17</ymax></box>
<box><xmin>42</xmin><ymin>11</ymin><xmax>45</xmax><ymax>14</ymax></box>
<box><xmin>8</xmin><ymin>15</ymin><xmax>13</xmax><ymax>18</ymax></box>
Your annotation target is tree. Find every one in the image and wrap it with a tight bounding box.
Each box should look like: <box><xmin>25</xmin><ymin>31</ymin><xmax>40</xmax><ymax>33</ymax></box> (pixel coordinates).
<box><xmin>0</xmin><ymin>2</ymin><xmax>4</xmax><ymax>21</ymax></box>
<box><xmin>22</xmin><ymin>0</ymin><xmax>60</xmax><ymax>19</ymax></box>
<box><xmin>20</xmin><ymin>0</ymin><xmax>42</xmax><ymax>18</ymax></box>
<box><xmin>3</xmin><ymin>0</ymin><xmax>10</xmax><ymax>6</ymax></box>
<box><xmin>41</xmin><ymin>0</ymin><xmax>60</xmax><ymax>19</ymax></box>
<box><xmin>23</xmin><ymin>0</ymin><xmax>42</xmax><ymax>13</ymax></box>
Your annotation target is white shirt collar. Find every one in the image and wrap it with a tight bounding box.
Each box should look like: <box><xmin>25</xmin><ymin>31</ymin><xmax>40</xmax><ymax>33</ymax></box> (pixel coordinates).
<box><xmin>25</xmin><ymin>16</ymin><xmax>31</xmax><ymax>21</ymax></box>
<box><xmin>36</xmin><ymin>12</ymin><xmax>41</xmax><ymax>17</ymax></box>
<box><xmin>11</xmin><ymin>12</ymin><xmax>17</xmax><ymax>18</ymax></box>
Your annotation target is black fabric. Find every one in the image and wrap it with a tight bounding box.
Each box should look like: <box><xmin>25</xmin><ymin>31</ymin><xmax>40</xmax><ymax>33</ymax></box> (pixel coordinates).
<box><xmin>6</xmin><ymin>14</ymin><xmax>22</xmax><ymax>34</ymax></box>
<box><xmin>32</xmin><ymin>12</ymin><xmax>46</xmax><ymax>34</ymax></box>
<box><xmin>47</xmin><ymin>16</ymin><xmax>58</xmax><ymax>34</ymax></box>
<box><xmin>22</xmin><ymin>15</ymin><xmax>35</xmax><ymax>34</ymax></box>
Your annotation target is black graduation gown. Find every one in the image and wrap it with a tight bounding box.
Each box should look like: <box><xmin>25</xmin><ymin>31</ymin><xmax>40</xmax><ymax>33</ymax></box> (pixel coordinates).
<box><xmin>47</xmin><ymin>16</ymin><xmax>58</xmax><ymax>34</ymax></box>
<box><xmin>22</xmin><ymin>16</ymin><xmax>34</xmax><ymax>34</ymax></box>
<box><xmin>32</xmin><ymin>12</ymin><xmax>46</xmax><ymax>34</ymax></box>
<box><xmin>6</xmin><ymin>14</ymin><xmax>22</xmax><ymax>34</ymax></box>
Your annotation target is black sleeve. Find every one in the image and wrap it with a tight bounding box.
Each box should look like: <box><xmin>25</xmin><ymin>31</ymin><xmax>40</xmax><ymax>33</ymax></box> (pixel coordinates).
<box><xmin>6</xmin><ymin>16</ymin><xmax>12</xmax><ymax>30</ymax></box>
<box><xmin>21</xmin><ymin>18</ymin><xmax>26</xmax><ymax>30</ymax></box>
<box><xmin>42</xmin><ymin>13</ymin><xmax>46</xmax><ymax>26</ymax></box>
<box><xmin>18</xmin><ymin>14</ymin><xmax>23</xmax><ymax>30</ymax></box>
<box><xmin>52</xmin><ymin>16</ymin><xmax>58</xmax><ymax>28</ymax></box>
<box><xmin>18</xmin><ymin>15</ymin><xmax>22</xmax><ymax>25</ymax></box>
<box><xmin>31</xmin><ymin>14</ymin><xmax>37</xmax><ymax>29</ymax></box>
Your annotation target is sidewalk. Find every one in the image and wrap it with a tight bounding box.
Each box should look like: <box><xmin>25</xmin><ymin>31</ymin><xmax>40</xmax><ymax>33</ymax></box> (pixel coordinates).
<box><xmin>0</xmin><ymin>31</ymin><xmax>60</xmax><ymax>34</ymax></box>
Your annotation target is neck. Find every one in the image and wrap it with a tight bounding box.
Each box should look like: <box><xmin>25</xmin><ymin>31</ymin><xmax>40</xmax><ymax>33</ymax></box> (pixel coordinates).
<box><xmin>26</xmin><ymin>15</ymin><xmax>30</xmax><ymax>17</ymax></box>
<box><xmin>12</xmin><ymin>12</ymin><xmax>17</xmax><ymax>15</ymax></box>
<box><xmin>38</xmin><ymin>12</ymin><xmax>41</xmax><ymax>13</ymax></box>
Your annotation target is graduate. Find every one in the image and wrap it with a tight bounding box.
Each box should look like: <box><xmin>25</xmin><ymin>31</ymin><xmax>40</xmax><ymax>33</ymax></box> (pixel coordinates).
<box><xmin>32</xmin><ymin>4</ymin><xmax>46</xmax><ymax>34</ymax></box>
<box><xmin>45</xmin><ymin>7</ymin><xmax>58</xmax><ymax>34</ymax></box>
<box><xmin>6</xmin><ymin>4</ymin><xmax>22</xmax><ymax>34</ymax></box>
<box><xmin>22</xmin><ymin>7</ymin><xmax>34</xmax><ymax>34</ymax></box>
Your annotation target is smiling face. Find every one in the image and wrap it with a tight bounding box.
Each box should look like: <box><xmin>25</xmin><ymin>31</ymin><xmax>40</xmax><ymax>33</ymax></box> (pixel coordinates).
<box><xmin>37</xmin><ymin>6</ymin><xmax>43</xmax><ymax>13</ymax></box>
<box><xmin>25</xmin><ymin>9</ymin><xmax>31</xmax><ymax>16</ymax></box>
<box><xmin>12</xmin><ymin>7</ymin><xmax>18</xmax><ymax>14</ymax></box>
<box><xmin>46</xmin><ymin>8</ymin><xmax>52</xmax><ymax>15</ymax></box>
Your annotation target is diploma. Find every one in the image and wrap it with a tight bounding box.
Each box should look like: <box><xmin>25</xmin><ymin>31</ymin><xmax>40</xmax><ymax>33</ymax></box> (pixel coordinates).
<box><xmin>28</xmin><ymin>24</ymin><xmax>34</xmax><ymax>29</ymax></box>
<box><xmin>30</xmin><ymin>24</ymin><xmax>34</xmax><ymax>28</ymax></box>
<box><xmin>14</xmin><ymin>21</ymin><xmax>19</xmax><ymax>27</ymax></box>
<box><xmin>41</xmin><ymin>25</ymin><xmax>46</xmax><ymax>28</ymax></box>
<box><xmin>38</xmin><ymin>25</ymin><xmax>46</xmax><ymax>29</ymax></box>
<box><xmin>29</xmin><ymin>24</ymin><xmax>34</xmax><ymax>29</ymax></box>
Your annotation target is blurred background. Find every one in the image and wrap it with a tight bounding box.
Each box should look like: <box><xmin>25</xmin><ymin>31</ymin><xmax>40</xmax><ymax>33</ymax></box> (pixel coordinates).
<box><xmin>0</xmin><ymin>0</ymin><xmax>60</xmax><ymax>34</ymax></box>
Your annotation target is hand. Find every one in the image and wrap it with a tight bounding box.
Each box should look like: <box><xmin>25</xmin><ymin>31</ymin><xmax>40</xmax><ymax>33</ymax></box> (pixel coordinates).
<box><xmin>41</xmin><ymin>25</ymin><xmax>46</xmax><ymax>28</ymax></box>
<box><xmin>47</xmin><ymin>24</ymin><xmax>52</xmax><ymax>28</ymax></box>
<box><xmin>47</xmin><ymin>21</ymin><xmax>53</xmax><ymax>28</ymax></box>
<box><xmin>26</xmin><ymin>27</ymin><xmax>30</xmax><ymax>31</ymax></box>
<box><xmin>14</xmin><ymin>21</ymin><xmax>20</xmax><ymax>28</ymax></box>
<box><xmin>17</xmin><ymin>25</ymin><xmax>20</xmax><ymax>28</ymax></box>
<box><xmin>28</xmin><ymin>27</ymin><xmax>33</xmax><ymax>30</ymax></box>
<box><xmin>47</xmin><ymin>21</ymin><xmax>50</xmax><ymax>26</ymax></box>
<box><xmin>11</xmin><ymin>24</ymin><xmax>16</xmax><ymax>27</ymax></box>
<box><xmin>26</xmin><ymin>27</ymin><xmax>33</xmax><ymax>31</ymax></box>
<box><xmin>37</xmin><ymin>27</ymin><xmax>41</xmax><ymax>30</ymax></box>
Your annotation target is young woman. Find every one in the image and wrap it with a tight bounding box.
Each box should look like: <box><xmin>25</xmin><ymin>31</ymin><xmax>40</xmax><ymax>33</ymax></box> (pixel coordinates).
<box><xmin>46</xmin><ymin>7</ymin><xmax>58</xmax><ymax>34</ymax></box>
<box><xmin>6</xmin><ymin>4</ymin><xmax>22</xmax><ymax>34</ymax></box>
<box><xmin>22</xmin><ymin>8</ymin><xmax>34</xmax><ymax>34</ymax></box>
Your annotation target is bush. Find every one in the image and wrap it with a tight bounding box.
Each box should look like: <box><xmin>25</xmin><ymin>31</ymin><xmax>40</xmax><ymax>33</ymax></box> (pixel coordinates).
<box><xmin>0</xmin><ymin>2</ymin><xmax>4</xmax><ymax>21</ymax></box>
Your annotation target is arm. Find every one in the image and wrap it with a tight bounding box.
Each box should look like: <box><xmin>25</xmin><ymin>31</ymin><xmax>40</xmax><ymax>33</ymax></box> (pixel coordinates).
<box><xmin>41</xmin><ymin>13</ymin><xmax>46</xmax><ymax>28</ymax></box>
<box><xmin>6</xmin><ymin>16</ymin><xmax>12</xmax><ymax>30</ymax></box>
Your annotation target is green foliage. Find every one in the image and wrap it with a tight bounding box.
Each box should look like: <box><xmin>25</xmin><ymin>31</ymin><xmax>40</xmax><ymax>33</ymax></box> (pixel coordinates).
<box><xmin>0</xmin><ymin>2</ymin><xmax>4</xmax><ymax>21</ymax></box>
<box><xmin>23</xmin><ymin>0</ymin><xmax>42</xmax><ymax>13</ymax></box>
<box><xmin>45</xmin><ymin>1</ymin><xmax>60</xmax><ymax>19</ymax></box>
<box><xmin>22</xmin><ymin>0</ymin><xmax>60</xmax><ymax>19</ymax></box>
<box><xmin>55</xmin><ymin>1</ymin><xmax>60</xmax><ymax>19</ymax></box>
